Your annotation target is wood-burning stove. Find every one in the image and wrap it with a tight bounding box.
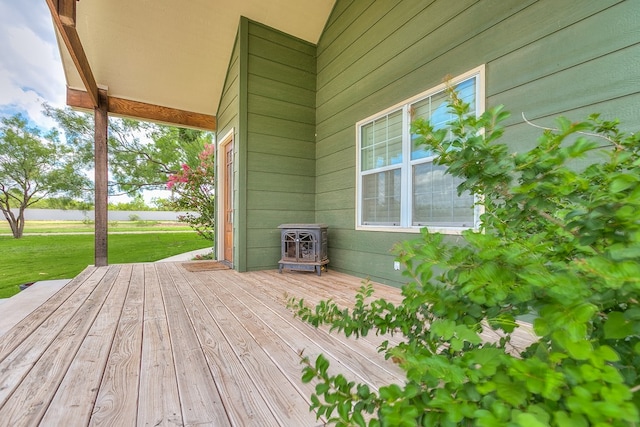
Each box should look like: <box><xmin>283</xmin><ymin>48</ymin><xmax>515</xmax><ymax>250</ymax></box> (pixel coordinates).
<box><xmin>278</xmin><ymin>224</ymin><xmax>329</xmax><ymax>275</ymax></box>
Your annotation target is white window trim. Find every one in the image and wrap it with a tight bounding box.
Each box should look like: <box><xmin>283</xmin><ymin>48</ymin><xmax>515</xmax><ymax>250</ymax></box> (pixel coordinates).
<box><xmin>355</xmin><ymin>65</ymin><xmax>485</xmax><ymax>234</ymax></box>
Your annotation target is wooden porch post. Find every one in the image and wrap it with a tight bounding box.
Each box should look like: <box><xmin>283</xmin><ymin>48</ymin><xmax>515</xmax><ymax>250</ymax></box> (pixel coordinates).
<box><xmin>94</xmin><ymin>89</ymin><xmax>109</xmax><ymax>267</ymax></box>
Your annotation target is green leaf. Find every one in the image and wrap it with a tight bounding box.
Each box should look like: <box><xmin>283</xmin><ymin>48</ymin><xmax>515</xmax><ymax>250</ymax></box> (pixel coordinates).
<box><xmin>379</xmin><ymin>384</ymin><xmax>403</xmax><ymax>401</ymax></box>
<box><xmin>316</xmin><ymin>382</ymin><xmax>330</xmax><ymax>395</ymax></box>
<box><xmin>431</xmin><ymin>319</ymin><xmax>456</xmax><ymax>339</ymax></box>
<box><xmin>338</xmin><ymin>401</ymin><xmax>350</xmax><ymax>420</ymax></box>
<box><xmin>553</xmin><ymin>411</ymin><xmax>588</xmax><ymax>427</ymax></box>
<box><xmin>516</xmin><ymin>412</ymin><xmax>547</xmax><ymax>427</ymax></box>
<box><xmin>352</xmin><ymin>411</ymin><xmax>366</xmax><ymax>427</ymax></box>
<box><xmin>592</xmin><ymin>345</ymin><xmax>620</xmax><ymax>363</ymax></box>
<box><xmin>604</xmin><ymin>312</ymin><xmax>633</xmax><ymax>340</ymax></box>
<box><xmin>608</xmin><ymin>243</ymin><xmax>640</xmax><ymax>261</ymax></box>
<box><xmin>302</xmin><ymin>367</ymin><xmax>316</xmax><ymax>383</ymax></box>
<box><xmin>445</xmin><ymin>402</ymin><xmax>465</xmax><ymax>423</ymax></box>
<box><xmin>474</xmin><ymin>409</ymin><xmax>502</xmax><ymax>427</ymax></box>
<box><xmin>455</xmin><ymin>324</ymin><xmax>482</xmax><ymax>345</ymax></box>
<box><xmin>610</xmin><ymin>173</ymin><xmax>638</xmax><ymax>193</ymax></box>
<box><xmin>566</xmin><ymin>340</ymin><xmax>593</xmax><ymax>360</ymax></box>
<box><xmin>357</xmin><ymin>384</ymin><xmax>371</xmax><ymax>399</ymax></box>
<box><xmin>533</xmin><ymin>318</ymin><xmax>549</xmax><ymax>336</ymax></box>
<box><xmin>315</xmin><ymin>354</ymin><xmax>330</xmax><ymax>374</ymax></box>
<box><xmin>494</xmin><ymin>373</ymin><xmax>527</xmax><ymax>407</ymax></box>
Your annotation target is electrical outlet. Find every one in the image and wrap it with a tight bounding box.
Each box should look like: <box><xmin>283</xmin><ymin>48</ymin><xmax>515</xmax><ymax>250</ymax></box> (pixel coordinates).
<box><xmin>394</xmin><ymin>261</ymin><xmax>400</xmax><ymax>271</ymax></box>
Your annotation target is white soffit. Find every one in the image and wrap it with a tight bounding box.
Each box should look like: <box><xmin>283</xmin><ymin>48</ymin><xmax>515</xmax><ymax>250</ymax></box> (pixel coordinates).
<box><xmin>58</xmin><ymin>0</ymin><xmax>335</xmax><ymax>117</ymax></box>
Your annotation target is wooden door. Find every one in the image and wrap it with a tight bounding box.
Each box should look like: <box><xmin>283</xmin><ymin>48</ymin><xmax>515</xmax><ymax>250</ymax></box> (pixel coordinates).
<box><xmin>223</xmin><ymin>141</ymin><xmax>234</xmax><ymax>263</ymax></box>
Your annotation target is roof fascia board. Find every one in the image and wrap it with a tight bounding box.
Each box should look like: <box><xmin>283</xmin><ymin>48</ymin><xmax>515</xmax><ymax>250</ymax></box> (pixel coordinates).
<box><xmin>56</xmin><ymin>0</ymin><xmax>76</xmax><ymax>26</ymax></box>
<box><xmin>46</xmin><ymin>0</ymin><xmax>99</xmax><ymax>107</ymax></box>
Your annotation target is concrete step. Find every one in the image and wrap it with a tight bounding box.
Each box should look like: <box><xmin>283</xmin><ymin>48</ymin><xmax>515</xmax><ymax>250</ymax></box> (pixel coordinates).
<box><xmin>0</xmin><ymin>279</ymin><xmax>70</xmax><ymax>338</ymax></box>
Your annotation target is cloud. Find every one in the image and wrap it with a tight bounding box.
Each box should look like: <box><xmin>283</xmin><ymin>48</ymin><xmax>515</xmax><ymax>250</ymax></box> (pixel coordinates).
<box><xmin>0</xmin><ymin>0</ymin><xmax>66</xmax><ymax>129</ymax></box>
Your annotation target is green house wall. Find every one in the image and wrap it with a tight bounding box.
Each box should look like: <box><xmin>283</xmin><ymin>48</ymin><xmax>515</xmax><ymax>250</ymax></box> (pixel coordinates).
<box><xmin>314</xmin><ymin>0</ymin><xmax>639</xmax><ymax>286</ymax></box>
<box><xmin>217</xmin><ymin>18</ymin><xmax>317</xmax><ymax>272</ymax></box>
<box><xmin>220</xmin><ymin>1</ymin><xmax>638</xmax><ymax>284</ymax></box>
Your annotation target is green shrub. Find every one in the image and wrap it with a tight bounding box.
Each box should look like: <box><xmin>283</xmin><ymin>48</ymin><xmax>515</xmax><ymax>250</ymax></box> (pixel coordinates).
<box><xmin>290</xmin><ymin>88</ymin><xmax>640</xmax><ymax>426</ymax></box>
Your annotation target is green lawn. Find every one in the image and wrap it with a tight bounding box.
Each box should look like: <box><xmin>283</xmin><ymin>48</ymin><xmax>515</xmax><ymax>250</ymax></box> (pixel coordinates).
<box><xmin>0</xmin><ymin>233</ymin><xmax>212</xmax><ymax>298</ymax></box>
<box><xmin>0</xmin><ymin>220</ymin><xmax>192</xmax><ymax>234</ymax></box>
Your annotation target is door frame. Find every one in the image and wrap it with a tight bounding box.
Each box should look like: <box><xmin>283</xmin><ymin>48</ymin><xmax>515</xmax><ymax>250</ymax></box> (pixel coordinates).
<box><xmin>216</xmin><ymin>129</ymin><xmax>234</xmax><ymax>266</ymax></box>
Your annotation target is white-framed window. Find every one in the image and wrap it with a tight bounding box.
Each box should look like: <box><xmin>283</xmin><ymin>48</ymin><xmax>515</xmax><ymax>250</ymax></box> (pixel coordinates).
<box><xmin>356</xmin><ymin>66</ymin><xmax>484</xmax><ymax>234</ymax></box>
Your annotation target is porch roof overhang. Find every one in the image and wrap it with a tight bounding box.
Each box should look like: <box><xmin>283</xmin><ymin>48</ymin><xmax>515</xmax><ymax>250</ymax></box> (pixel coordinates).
<box><xmin>47</xmin><ymin>0</ymin><xmax>336</xmax><ymax>131</ymax></box>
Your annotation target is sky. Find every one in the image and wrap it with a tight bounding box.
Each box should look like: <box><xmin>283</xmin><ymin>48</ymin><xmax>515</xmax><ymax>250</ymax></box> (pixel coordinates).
<box><xmin>0</xmin><ymin>1</ymin><xmax>169</xmax><ymax>204</ymax></box>
<box><xmin>0</xmin><ymin>0</ymin><xmax>67</xmax><ymax>129</ymax></box>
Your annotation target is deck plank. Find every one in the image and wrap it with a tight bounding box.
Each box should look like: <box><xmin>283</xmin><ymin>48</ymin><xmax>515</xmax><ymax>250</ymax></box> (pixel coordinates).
<box><xmin>137</xmin><ymin>263</ymin><xmax>183</xmax><ymax>426</ymax></box>
<box><xmin>250</xmin><ymin>270</ymin><xmax>406</xmax><ymax>349</ymax></box>
<box><xmin>155</xmin><ymin>263</ymin><xmax>231</xmax><ymax>427</ymax></box>
<box><xmin>229</xmin><ymin>272</ymin><xmax>404</xmax><ymax>376</ymax></box>
<box><xmin>0</xmin><ymin>265</ymin><xmax>121</xmax><ymax>425</ymax></box>
<box><xmin>41</xmin><ymin>265</ymin><xmax>133</xmax><ymax>426</ymax></box>
<box><xmin>90</xmin><ymin>264</ymin><xmax>145</xmax><ymax>426</ymax></box>
<box><xmin>173</xmin><ymin>265</ymin><xmax>318</xmax><ymax>426</ymax></box>
<box><xmin>212</xmin><ymin>271</ymin><xmax>406</xmax><ymax>390</ymax></box>
<box><xmin>164</xmin><ymin>264</ymin><xmax>283</xmax><ymax>426</ymax></box>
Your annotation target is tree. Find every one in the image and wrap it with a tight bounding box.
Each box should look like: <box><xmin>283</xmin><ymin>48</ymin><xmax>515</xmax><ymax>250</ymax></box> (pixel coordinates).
<box><xmin>0</xmin><ymin>114</ymin><xmax>91</xmax><ymax>238</ymax></box>
<box><xmin>289</xmin><ymin>88</ymin><xmax>640</xmax><ymax>426</ymax></box>
<box><xmin>44</xmin><ymin>105</ymin><xmax>213</xmax><ymax>197</ymax></box>
<box><xmin>166</xmin><ymin>143</ymin><xmax>215</xmax><ymax>240</ymax></box>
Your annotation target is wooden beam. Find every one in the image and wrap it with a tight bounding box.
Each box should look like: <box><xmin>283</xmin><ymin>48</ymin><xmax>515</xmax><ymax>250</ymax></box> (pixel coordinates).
<box><xmin>57</xmin><ymin>0</ymin><xmax>76</xmax><ymax>27</ymax></box>
<box><xmin>46</xmin><ymin>0</ymin><xmax>99</xmax><ymax>107</ymax></box>
<box><xmin>94</xmin><ymin>89</ymin><xmax>109</xmax><ymax>267</ymax></box>
<box><xmin>67</xmin><ymin>88</ymin><xmax>216</xmax><ymax>131</ymax></box>
<box><xmin>67</xmin><ymin>87</ymin><xmax>94</xmax><ymax>110</ymax></box>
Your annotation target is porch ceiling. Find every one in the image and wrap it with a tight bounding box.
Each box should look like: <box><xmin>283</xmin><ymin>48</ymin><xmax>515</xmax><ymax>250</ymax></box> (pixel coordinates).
<box><xmin>52</xmin><ymin>0</ymin><xmax>335</xmax><ymax>127</ymax></box>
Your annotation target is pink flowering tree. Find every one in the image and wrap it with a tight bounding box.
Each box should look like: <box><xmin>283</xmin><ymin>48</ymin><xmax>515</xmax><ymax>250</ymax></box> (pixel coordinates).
<box><xmin>167</xmin><ymin>143</ymin><xmax>215</xmax><ymax>241</ymax></box>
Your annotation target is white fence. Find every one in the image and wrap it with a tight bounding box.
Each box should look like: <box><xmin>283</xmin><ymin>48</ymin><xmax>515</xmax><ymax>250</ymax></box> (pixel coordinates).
<box><xmin>23</xmin><ymin>209</ymin><xmax>194</xmax><ymax>221</ymax></box>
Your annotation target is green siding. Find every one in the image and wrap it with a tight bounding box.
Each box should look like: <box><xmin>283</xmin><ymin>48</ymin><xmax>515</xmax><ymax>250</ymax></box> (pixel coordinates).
<box><xmin>244</xmin><ymin>19</ymin><xmax>317</xmax><ymax>271</ymax></box>
<box><xmin>216</xmin><ymin>18</ymin><xmax>317</xmax><ymax>272</ymax></box>
<box><xmin>315</xmin><ymin>0</ymin><xmax>638</xmax><ymax>287</ymax></box>
<box><xmin>220</xmin><ymin>1</ymin><xmax>638</xmax><ymax>284</ymax></box>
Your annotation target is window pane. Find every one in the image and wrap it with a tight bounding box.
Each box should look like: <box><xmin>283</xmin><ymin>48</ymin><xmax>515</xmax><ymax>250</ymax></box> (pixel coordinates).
<box><xmin>361</xmin><ymin>123</ymin><xmax>374</xmax><ymax>170</ymax></box>
<box><xmin>362</xmin><ymin>169</ymin><xmax>401</xmax><ymax>225</ymax></box>
<box><xmin>410</xmin><ymin>78</ymin><xmax>477</xmax><ymax>161</ymax></box>
<box><xmin>428</xmin><ymin>90</ymin><xmax>452</xmax><ymax>130</ymax></box>
<box><xmin>456</xmin><ymin>78</ymin><xmax>476</xmax><ymax>114</ymax></box>
<box><xmin>412</xmin><ymin>162</ymin><xmax>475</xmax><ymax>227</ymax></box>
<box><xmin>410</xmin><ymin>76</ymin><xmax>477</xmax><ymax>227</ymax></box>
<box><xmin>410</xmin><ymin>98</ymin><xmax>434</xmax><ymax>161</ymax></box>
<box><xmin>387</xmin><ymin>111</ymin><xmax>403</xmax><ymax>166</ymax></box>
<box><xmin>361</xmin><ymin>110</ymin><xmax>402</xmax><ymax>171</ymax></box>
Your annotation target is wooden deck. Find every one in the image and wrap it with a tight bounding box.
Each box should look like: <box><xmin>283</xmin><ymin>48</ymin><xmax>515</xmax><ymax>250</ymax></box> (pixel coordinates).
<box><xmin>0</xmin><ymin>263</ymin><xmax>408</xmax><ymax>426</ymax></box>
<box><xmin>0</xmin><ymin>262</ymin><xmax>536</xmax><ymax>426</ymax></box>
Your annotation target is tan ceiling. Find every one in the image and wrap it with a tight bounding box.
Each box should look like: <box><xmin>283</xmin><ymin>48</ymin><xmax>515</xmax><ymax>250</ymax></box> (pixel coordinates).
<box><xmin>56</xmin><ymin>0</ymin><xmax>336</xmax><ymax>119</ymax></box>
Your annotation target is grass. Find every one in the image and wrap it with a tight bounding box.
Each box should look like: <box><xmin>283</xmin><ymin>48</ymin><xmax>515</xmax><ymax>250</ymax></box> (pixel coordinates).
<box><xmin>0</xmin><ymin>233</ymin><xmax>213</xmax><ymax>298</ymax></box>
<box><xmin>0</xmin><ymin>220</ymin><xmax>192</xmax><ymax>234</ymax></box>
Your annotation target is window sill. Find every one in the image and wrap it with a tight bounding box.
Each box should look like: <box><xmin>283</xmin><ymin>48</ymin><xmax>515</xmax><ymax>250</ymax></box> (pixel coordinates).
<box><xmin>356</xmin><ymin>225</ymin><xmax>473</xmax><ymax>235</ymax></box>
